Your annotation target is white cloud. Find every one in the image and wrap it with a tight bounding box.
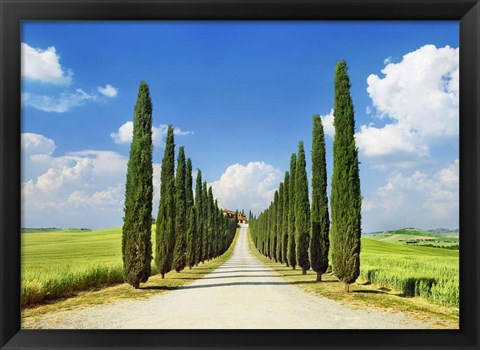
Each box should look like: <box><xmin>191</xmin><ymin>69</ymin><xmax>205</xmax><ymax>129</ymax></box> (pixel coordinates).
<box><xmin>210</xmin><ymin>162</ymin><xmax>283</xmax><ymax>213</ymax></box>
<box><xmin>21</xmin><ymin>133</ymin><xmax>56</xmax><ymax>156</ymax></box>
<box><xmin>362</xmin><ymin>159</ymin><xmax>459</xmax><ymax>231</ymax></box>
<box><xmin>110</xmin><ymin>121</ymin><xmax>133</xmax><ymax>144</ymax></box>
<box><xmin>23</xmin><ymin>89</ymin><xmax>97</xmax><ymax>113</ymax></box>
<box><xmin>21</xmin><ymin>133</ymin><xmax>163</xmax><ymax>229</ymax></box>
<box><xmin>111</xmin><ymin>121</ymin><xmax>194</xmax><ymax>147</ymax></box>
<box><xmin>356</xmin><ymin>45</ymin><xmax>459</xmax><ymax>168</ymax></box>
<box><xmin>97</xmin><ymin>84</ymin><xmax>118</xmax><ymax>97</ymax></box>
<box><xmin>320</xmin><ymin>109</ymin><xmax>335</xmax><ymax>138</ymax></box>
<box><xmin>21</xmin><ymin>43</ymin><xmax>73</xmax><ymax>85</ymax></box>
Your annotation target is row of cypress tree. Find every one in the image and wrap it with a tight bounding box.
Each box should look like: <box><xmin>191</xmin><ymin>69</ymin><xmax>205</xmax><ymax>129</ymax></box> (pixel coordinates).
<box><xmin>250</xmin><ymin>60</ymin><xmax>362</xmax><ymax>292</ymax></box>
<box><xmin>122</xmin><ymin>81</ymin><xmax>237</xmax><ymax>288</ymax></box>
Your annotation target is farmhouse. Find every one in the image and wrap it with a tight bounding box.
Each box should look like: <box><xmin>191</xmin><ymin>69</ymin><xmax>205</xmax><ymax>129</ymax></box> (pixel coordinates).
<box><xmin>222</xmin><ymin>209</ymin><xmax>248</xmax><ymax>224</ymax></box>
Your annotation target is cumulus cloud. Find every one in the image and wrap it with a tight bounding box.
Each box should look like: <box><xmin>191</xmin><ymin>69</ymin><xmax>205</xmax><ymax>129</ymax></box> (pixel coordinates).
<box><xmin>23</xmin><ymin>89</ymin><xmax>97</xmax><ymax>113</ymax></box>
<box><xmin>356</xmin><ymin>45</ymin><xmax>459</xmax><ymax>168</ymax></box>
<box><xmin>320</xmin><ymin>109</ymin><xmax>335</xmax><ymax>138</ymax></box>
<box><xmin>21</xmin><ymin>43</ymin><xmax>73</xmax><ymax>85</ymax></box>
<box><xmin>21</xmin><ymin>133</ymin><xmax>162</xmax><ymax>229</ymax></box>
<box><xmin>210</xmin><ymin>162</ymin><xmax>283</xmax><ymax>213</ymax></box>
<box><xmin>362</xmin><ymin>159</ymin><xmax>459</xmax><ymax>231</ymax></box>
<box><xmin>97</xmin><ymin>84</ymin><xmax>118</xmax><ymax>97</ymax></box>
<box><xmin>21</xmin><ymin>133</ymin><xmax>56</xmax><ymax>156</ymax></box>
<box><xmin>111</xmin><ymin>121</ymin><xmax>194</xmax><ymax>147</ymax></box>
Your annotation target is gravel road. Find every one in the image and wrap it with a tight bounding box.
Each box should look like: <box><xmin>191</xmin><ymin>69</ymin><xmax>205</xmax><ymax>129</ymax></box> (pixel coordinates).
<box><xmin>27</xmin><ymin>225</ymin><xmax>428</xmax><ymax>329</ymax></box>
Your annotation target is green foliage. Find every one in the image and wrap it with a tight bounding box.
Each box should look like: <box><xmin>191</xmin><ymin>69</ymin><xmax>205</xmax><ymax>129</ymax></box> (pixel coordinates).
<box><xmin>206</xmin><ymin>187</ymin><xmax>214</xmax><ymax>260</ymax></box>
<box><xmin>155</xmin><ymin>126</ymin><xmax>176</xmax><ymax>278</ymax></box>
<box><xmin>202</xmin><ymin>181</ymin><xmax>209</xmax><ymax>261</ymax></box>
<box><xmin>288</xmin><ymin>153</ymin><xmax>297</xmax><ymax>269</ymax></box>
<box><xmin>310</xmin><ymin>115</ymin><xmax>330</xmax><ymax>280</ymax></box>
<box><xmin>122</xmin><ymin>81</ymin><xmax>153</xmax><ymax>288</ymax></box>
<box><xmin>195</xmin><ymin>170</ymin><xmax>204</xmax><ymax>264</ymax></box>
<box><xmin>185</xmin><ymin>158</ymin><xmax>194</xmax><ymax>210</ymax></box>
<box><xmin>295</xmin><ymin>142</ymin><xmax>310</xmax><ymax>275</ymax></box>
<box><xmin>330</xmin><ymin>60</ymin><xmax>362</xmax><ymax>290</ymax></box>
<box><xmin>186</xmin><ymin>206</ymin><xmax>197</xmax><ymax>268</ymax></box>
<box><xmin>173</xmin><ymin>147</ymin><xmax>187</xmax><ymax>272</ymax></box>
<box><xmin>282</xmin><ymin>172</ymin><xmax>290</xmax><ymax>266</ymax></box>
<box><xmin>271</xmin><ymin>190</ymin><xmax>279</xmax><ymax>262</ymax></box>
<box><xmin>185</xmin><ymin>159</ymin><xmax>196</xmax><ymax>268</ymax></box>
<box><xmin>276</xmin><ymin>182</ymin><xmax>284</xmax><ymax>263</ymax></box>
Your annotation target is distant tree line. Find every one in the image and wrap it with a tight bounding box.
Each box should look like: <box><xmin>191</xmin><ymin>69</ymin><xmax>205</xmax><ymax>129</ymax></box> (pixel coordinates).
<box><xmin>250</xmin><ymin>60</ymin><xmax>362</xmax><ymax>292</ymax></box>
<box><xmin>122</xmin><ymin>81</ymin><xmax>237</xmax><ymax>288</ymax></box>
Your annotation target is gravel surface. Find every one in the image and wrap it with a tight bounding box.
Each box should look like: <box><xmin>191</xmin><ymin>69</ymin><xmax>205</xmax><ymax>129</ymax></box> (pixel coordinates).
<box><xmin>26</xmin><ymin>225</ymin><xmax>429</xmax><ymax>329</ymax></box>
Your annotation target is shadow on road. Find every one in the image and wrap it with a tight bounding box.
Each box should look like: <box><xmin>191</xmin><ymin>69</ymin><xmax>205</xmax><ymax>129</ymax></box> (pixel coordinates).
<box><xmin>142</xmin><ymin>279</ymin><xmax>339</xmax><ymax>291</ymax></box>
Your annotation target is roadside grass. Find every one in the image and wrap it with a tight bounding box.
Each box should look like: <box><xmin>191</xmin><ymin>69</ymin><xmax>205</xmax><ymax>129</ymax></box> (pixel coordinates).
<box><xmin>22</xmin><ymin>226</ymin><xmax>126</xmax><ymax>306</ymax></box>
<box><xmin>247</xmin><ymin>231</ymin><xmax>459</xmax><ymax>329</ymax></box>
<box><xmin>22</xmin><ymin>228</ymin><xmax>240</xmax><ymax>326</ymax></box>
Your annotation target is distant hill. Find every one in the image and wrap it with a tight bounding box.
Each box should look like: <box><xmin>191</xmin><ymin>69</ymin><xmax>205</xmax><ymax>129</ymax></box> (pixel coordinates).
<box><xmin>363</xmin><ymin>228</ymin><xmax>459</xmax><ymax>249</ymax></box>
<box><xmin>428</xmin><ymin>228</ymin><xmax>459</xmax><ymax>234</ymax></box>
<box><xmin>21</xmin><ymin>228</ymin><xmax>92</xmax><ymax>233</ymax></box>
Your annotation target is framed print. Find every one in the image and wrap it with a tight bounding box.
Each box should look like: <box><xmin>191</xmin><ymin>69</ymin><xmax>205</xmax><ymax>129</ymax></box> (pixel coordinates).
<box><xmin>1</xmin><ymin>0</ymin><xmax>479</xmax><ymax>349</ymax></box>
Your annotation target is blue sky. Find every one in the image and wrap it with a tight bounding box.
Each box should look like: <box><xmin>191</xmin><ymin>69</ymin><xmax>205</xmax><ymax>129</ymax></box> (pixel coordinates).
<box><xmin>21</xmin><ymin>21</ymin><xmax>459</xmax><ymax>231</ymax></box>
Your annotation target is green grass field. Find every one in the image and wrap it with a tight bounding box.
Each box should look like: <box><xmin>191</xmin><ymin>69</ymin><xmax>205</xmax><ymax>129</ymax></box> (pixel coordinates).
<box><xmin>22</xmin><ymin>225</ymin><xmax>459</xmax><ymax>313</ymax></box>
<box><xmin>360</xmin><ymin>238</ymin><xmax>458</xmax><ymax>307</ymax></box>
<box><xmin>22</xmin><ymin>226</ymin><xmax>241</xmax><ymax>308</ymax></box>
<box><xmin>364</xmin><ymin>228</ymin><xmax>459</xmax><ymax>249</ymax></box>
<box><xmin>22</xmin><ymin>227</ymin><xmax>125</xmax><ymax>306</ymax></box>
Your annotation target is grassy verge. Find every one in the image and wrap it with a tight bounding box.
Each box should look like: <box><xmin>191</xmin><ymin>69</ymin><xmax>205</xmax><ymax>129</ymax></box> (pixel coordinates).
<box><xmin>22</xmin><ymin>228</ymin><xmax>240</xmax><ymax>327</ymax></box>
<box><xmin>247</xmin><ymin>230</ymin><xmax>459</xmax><ymax>329</ymax></box>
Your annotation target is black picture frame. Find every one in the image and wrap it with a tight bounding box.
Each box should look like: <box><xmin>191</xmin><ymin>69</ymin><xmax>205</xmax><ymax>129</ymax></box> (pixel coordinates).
<box><xmin>1</xmin><ymin>0</ymin><xmax>479</xmax><ymax>349</ymax></box>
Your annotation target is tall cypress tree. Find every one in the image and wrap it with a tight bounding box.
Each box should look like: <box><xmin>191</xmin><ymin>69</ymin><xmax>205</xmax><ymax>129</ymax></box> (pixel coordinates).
<box><xmin>195</xmin><ymin>170</ymin><xmax>204</xmax><ymax>264</ymax></box>
<box><xmin>272</xmin><ymin>191</ymin><xmax>279</xmax><ymax>262</ymax></box>
<box><xmin>295</xmin><ymin>141</ymin><xmax>311</xmax><ymax>275</ymax></box>
<box><xmin>287</xmin><ymin>153</ymin><xmax>297</xmax><ymax>270</ymax></box>
<box><xmin>185</xmin><ymin>159</ymin><xmax>196</xmax><ymax>268</ymax></box>
<box><xmin>202</xmin><ymin>181</ymin><xmax>209</xmax><ymax>261</ymax></box>
<box><xmin>185</xmin><ymin>159</ymin><xmax>194</xmax><ymax>211</ymax></box>
<box><xmin>310</xmin><ymin>115</ymin><xmax>330</xmax><ymax>282</ymax></box>
<box><xmin>186</xmin><ymin>206</ymin><xmax>196</xmax><ymax>269</ymax></box>
<box><xmin>330</xmin><ymin>60</ymin><xmax>362</xmax><ymax>292</ymax></box>
<box><xmin>122</xmin><ymin>81</ymin><xmax>153</xmax><ymax>288</ymax></box>
<box><xmin>207</xmin><ymin>187</ymin><xmax>215</xmax><ymax>260</ymax></box>
<box><xmin>276</xmin><ymin>182</ymin><xmax>284</xmax><ymax>263</ymax></box>
<box><xmin>173</xmin><ymin>146</ymin><xmax>187</xmax><ymax>272</ymax></box>
<box><xmin>282</xmin><ymin>171</ymin><xmax>290</xmax><ymax>267</ymax></box>
<box><xmin>155</xmin><ymin>126</ymin><xmax>176</xmax><ymax>279</ymax></box>
<box><xmin>213</xmin><ymin>199</ymin><xmax>220</xmax><ymax>257</ymax></box>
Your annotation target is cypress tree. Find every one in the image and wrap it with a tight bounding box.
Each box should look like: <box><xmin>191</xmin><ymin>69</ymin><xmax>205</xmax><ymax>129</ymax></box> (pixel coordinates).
<box><xmin>202</xmin><ymin>181</ymin><xmax>209</xmax><ymax>261</ymax></box>
<box><xmin>173</xmin><ymin>146</ymin><xmax>187</xmax><ymax>272</ymax></box>
<box><xmin>272</xmin><ymin>191</ymin><xmax>279</xmax><ymax>262</ymax></box>
<box><xmin>214</xmin><ymin>199</ymin><xmax>220</xmax><ymax>257</ymax></box>
<box><xmin>195</xmin><ymin>170</ymin><xmax>204</xmax><ymax>264</ymax></box>
<box><xmin>122</xmin><ymin>81</ymin><xmax>153</xmax><ymax>288</ymax></box>
<box><xmin>277</xmin><ymin>182</ymin><xmax>284</xmax><ymax>263</ymax></box>
<box><xmin>310</xmin><ymin>115</ymin><xmax>330</xmax><ymax>282</ymax></box>
<box><xmin>186</xmin><ymin>159</ymin><xmax>194</xmax><ymax>210</ymax></box>
<box><xmin>186</xmin><ymin>206</ymin><xmax>196</xmax><ymax>269</ymax></box>
<box><xmin>295</xmin><ymin>141</ymin><xmax>310</xmax><ymax>275</ymax></box>
<box><xmin>155</xmin><ymin>126</ymin><xmax>176</xmax><ymax>279</ymax></box>
<box><xmin>287</xmin><ymin>153</ymin><xmax>297</xmax><ymax>270</ymax></box>
<box><xmin>282</xmin><ymin>171</ymin><xmax>290</xmax><ymax>267</ymax></box>
<box><xmin>207</xmin><ymin>187</ymin><xmax>215</xmax><ymax>259</ymax></box>
<box><xmin>185</xmin><ymin>158</ymin><xmax>196</xmax><ymax>268</ymax></box>
<box><xmin>330</xmin><ymin>60</ymin><xmax>362</xmax><ymax>292</ymax></box>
